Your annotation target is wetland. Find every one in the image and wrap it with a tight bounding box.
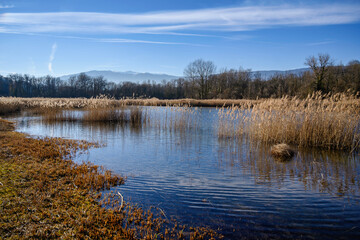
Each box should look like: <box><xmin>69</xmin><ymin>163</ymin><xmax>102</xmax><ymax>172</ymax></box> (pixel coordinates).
<box><xmin>2</xmin><ymin>95</ymin><xmax>359</xmax><ymax>239</ymax></box>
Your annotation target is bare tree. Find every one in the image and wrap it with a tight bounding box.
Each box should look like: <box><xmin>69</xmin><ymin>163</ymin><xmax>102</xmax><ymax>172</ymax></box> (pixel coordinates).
<box><xmin>305</xmin><ymin>53</ymin><xmax>332</xmax><ymax>91</ymax></box>
<box><xmin>184</xmin><ymin>59</ymin><xmax>216</xmax><ymax>99</ymax></box>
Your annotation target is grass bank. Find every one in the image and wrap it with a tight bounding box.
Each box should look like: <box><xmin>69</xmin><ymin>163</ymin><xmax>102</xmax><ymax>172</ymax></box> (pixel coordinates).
<box><xmin>0</xmin><ymin>120</ymin><xmax>219</xmax><ymax>239</ymax></box>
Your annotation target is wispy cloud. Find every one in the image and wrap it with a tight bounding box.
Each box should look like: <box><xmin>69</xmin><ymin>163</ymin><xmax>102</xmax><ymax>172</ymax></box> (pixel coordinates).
<box><xmin>96</xmin><ymin>37</ymin><xmax>207</xmax><ymax>46</ymax></box>
<box><xmin>0</xmin><ymin>29</ymin><xmax>207</xmax><ymax>46</ymax></box>
<box><xmin>306</xmin><ymin>41</ymin><xmax>336</xmax><ymax>46</ymax></box>
<box><xmin>48</xmin><ymin>43</ymin><xmax>57</xmax><ymax>73</ymax></box>
<box><xmin>0</xmin><ymin>4</ymin><xmax>360</xmax><ymax>36</ymax></box>
<box><xmin>0</xmin><ymin>4</ymin><xmax>14</xmax><ymax>8</ymax></box>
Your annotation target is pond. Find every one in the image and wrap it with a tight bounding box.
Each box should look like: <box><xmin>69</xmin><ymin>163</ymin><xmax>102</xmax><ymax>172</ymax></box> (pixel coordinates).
<box><xmin>8</xmin><ymin>107</ymin><xmax>360</xmax><ymax>239</ymax></box>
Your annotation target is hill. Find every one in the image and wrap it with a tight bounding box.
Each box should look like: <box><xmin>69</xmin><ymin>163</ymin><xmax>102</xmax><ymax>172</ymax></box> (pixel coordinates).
<box><xmin>60</xmin><ymin>70</ymin><xmax>179</xmax><ymax>83</ymax></box>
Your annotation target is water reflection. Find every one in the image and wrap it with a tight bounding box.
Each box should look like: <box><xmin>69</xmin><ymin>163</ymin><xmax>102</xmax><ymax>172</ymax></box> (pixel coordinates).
<box><xmin>8</xmin><ymin>107</ymin><xmax>360</xmax><ymax>239</ymax></box>
<box><xmin>218</xmin><ymin>139</ymin><xmax>360</xmax><ymax>198</ymax></box>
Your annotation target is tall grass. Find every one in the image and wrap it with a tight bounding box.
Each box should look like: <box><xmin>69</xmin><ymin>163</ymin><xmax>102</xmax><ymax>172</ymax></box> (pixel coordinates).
<box><xmin>0</xmin><ymin>95</ymin><xmax>121</xmax><ymax>111</ymax></box>
<box><xmin>83</xmin><ymin>108</ymin><xmax>125</xmax><ymax>122</ymax></box>
<box><xmin>218</xmin><ymin>92</ymin><xmax>360</xmax><ymax>151</ymax></box>
<box><xmin>149</xmin><ymin>105</ymin><xmax>199</xmax><ymax>132</ymax></box>
<box><xmin>42</xmin><ymin>106</ymin><xmax>146</xmax><ymax>128</ymax></box>
<box><xmin>0</xmin><ymin>100</ymin><xmax>22</xmax><ymax>115</ymax></box>
<box><xmin>0</xmin><ymin>96</ymin><xmax>260</xmax><ymax>110</ymax></box>
<box><xmin>217</xmin><ymin>106</ymin><xmax>248</xmax><ymax>138</ymax></box>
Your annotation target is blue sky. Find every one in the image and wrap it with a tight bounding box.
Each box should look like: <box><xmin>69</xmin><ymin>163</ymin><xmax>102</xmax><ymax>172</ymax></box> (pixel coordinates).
<box><xmin>1</xmin><ymin>0</ymin><xmax>360</xmax><ymax>77</ymax></box>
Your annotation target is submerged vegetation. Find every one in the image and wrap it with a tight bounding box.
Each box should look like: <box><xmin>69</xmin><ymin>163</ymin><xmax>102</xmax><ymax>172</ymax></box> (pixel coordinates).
<box><xmin>0</xmin><ymin>120</ymin><xmax>220</xmax><ymax>239</ymax></box>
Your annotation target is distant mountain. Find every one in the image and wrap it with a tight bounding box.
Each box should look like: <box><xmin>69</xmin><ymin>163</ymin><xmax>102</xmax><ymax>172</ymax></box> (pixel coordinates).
<box><xmin>59</xmin><ymin>68</ymin><xmax>310</xmax><ymax>83</ymax></box>
<box><xmin>60</xmin><ymin>70</ymin><xmax>179</xmax><ymax>83</ymax></box>
<box><xmin>251</xmin><ymin>68</ymin><xmax>310</xmax><ymax>80</ymax></box>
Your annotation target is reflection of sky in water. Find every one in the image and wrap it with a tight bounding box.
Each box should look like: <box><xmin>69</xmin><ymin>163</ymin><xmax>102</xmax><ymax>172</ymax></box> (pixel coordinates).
<box><xmin>9</xmin><ymin>108</ymin><xmax>360</xmax><ymax>239</ymax></box>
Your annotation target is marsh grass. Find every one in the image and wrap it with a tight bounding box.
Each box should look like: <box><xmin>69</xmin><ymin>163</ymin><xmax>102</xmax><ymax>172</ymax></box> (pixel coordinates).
<box><xmin>129</xmin><ymin>98</ymin><xmax>260</xmax><ymax>108</ymax></box>
<box><xmin>149</xmin><ymin>105</ymin><xmax>199</xmax><ymax>132</ymax></box>
<box><xmin>0</xmin><ymin>118</ymin><xmax>15</xmax><ymax>131</ymax></box>
<box><xmin>41</xmin><ymin>106</ymin><xmax>146</xmax><ymax>128</ymax></box>
<box><xmin>218</xmin><ymin>92</ymin><xmax>360</xmax><ymax>151</ymax></box>
<box><xmin>0</xmin><ymin>96</ymin><xmax>260</xmax><ymax>110</ymax></box>
<box><xmin>0</xmin><ymin>121</ymin><xmax>220</xmax><ymax>239</ymax></box>
<box><xmin>42</xmin><ymin>109</ymin><xmax>78</xmax><ymax>122</ymax></box>
<box><xmin>0</xmin><ymin>101</ymin><xmax>22</xmax><ymax>115</ymax></box>
<box><xmin>217</xmin><ymin>106</ymin><xmax>248</xmax><ymax>138</ymax></box>
<box><xmin>168</xmin><ymin>106</ymin><xmax>199</xmax><ymax>131</ymax></box>
<box><xmin>270</xmin><ymin>143</ymin><xmax>295</xmax><ymax>161</ymax></box>
<box><xmin>83</xmin><ymin>108</ymin><xmax>125</xmax><ymax>122</ymax></box>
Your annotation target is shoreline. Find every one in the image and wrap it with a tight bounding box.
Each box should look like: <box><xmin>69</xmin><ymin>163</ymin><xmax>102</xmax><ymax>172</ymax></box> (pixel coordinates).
<box><xmin>0</xmin><ymin>120</ymin><xmax>220</xmax><ymax>239</ymax></box>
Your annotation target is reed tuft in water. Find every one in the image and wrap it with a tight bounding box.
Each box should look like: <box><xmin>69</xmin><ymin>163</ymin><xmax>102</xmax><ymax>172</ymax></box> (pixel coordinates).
<box><xmin>270</xmin><ymin>143</ymin><xmax>295</xmax><ymax>161</ymax></box>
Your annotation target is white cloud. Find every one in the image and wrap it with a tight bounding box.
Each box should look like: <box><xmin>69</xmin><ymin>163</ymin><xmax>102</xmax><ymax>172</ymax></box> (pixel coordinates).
<box><xmin>307</xmin><ymin>41</ymin><xmax>336</xmax><ymax>46</ymax></box>
<box><xmin>96</xmin><ymin>37</ymin><xmax>207</xmax><ymax>46</ymax></box>
<box><xmin>48</xmin><ymin>43</ymin><xmax>57</xmax><ymax>73</ymax></box>
<box><xmin>0</xmin><ymin>4</ymin><xmax>359</xmax><ymax>36</ymax></box>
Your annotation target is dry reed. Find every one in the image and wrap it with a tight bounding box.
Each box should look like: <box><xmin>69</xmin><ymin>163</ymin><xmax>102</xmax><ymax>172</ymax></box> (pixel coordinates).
<box><xmin>217</xmin><ymin>106</ymin><xmax>248</xmax><ymax>138</ymax></box>
<box><xmin>41</xmin><ymin>107</ymin><xmax>146</xmax><ymax>127</ymax></box>
<box><xmin>148</xmin><ymin>105</ymin><xmax>199</xmax><ymax>132</ymax></box>
<box><xmin>0</xmin><ymin>96</ymin><xmax>260</xmax><ymax>111</ymax></box>
<box><xmin>270</xmin><ymin>143</ymin><xmax>295</xmax><ymax>161</ymax></box>
<box><xmin>0</xmin><ymin>118</ymin><xmax>15</xmax><ymax>131</ymax></box>
<box><xmin>218</xmin><ymin>92</ymin><xmax>360</xmax><ymax>151</ymax></box>
<box><xmin>0</xmin><ymin>101</ymin><xmax>22</xmax><ymax>115</ymax></box>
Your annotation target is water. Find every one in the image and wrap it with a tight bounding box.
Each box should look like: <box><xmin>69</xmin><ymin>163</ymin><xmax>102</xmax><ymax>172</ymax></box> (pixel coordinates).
<box><xmin>8</xmin><ymin>107</ymin><xmax>360</xmax><ymax>239</ymax></box>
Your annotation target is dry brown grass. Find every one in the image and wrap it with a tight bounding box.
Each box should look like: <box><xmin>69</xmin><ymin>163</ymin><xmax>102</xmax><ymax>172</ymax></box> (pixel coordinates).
<box><xmin>218</xmin><ymin>92</ymin><xmax>360</xmax><ymax>151</ymax></box>
<box><xmin>0</xmin><ymin>118</ymin><xmax>15</xmax><ymax>131</ymax></box>
<box><xmin>83</xmin><ymin>108</ymin><xmax>125</xmax><ymax>122</ymax></box>
<box><xmin>0</xmin><ymin>96</ymin><xmax>260</xmax><ymax>110</ymax></box>
<box><xmin>148</xmin><ymin>106</ymin><xmax>199</xmax><ymax>132</ymax></box>
<box><xmin>0</xmin><ymin>95</ymin><xmax>121</xmax><ymax>111</ymax></box>
<box><xmin>41</xmin><ymin>107</ymin><xmax>146</xmax><ymax>128</ymax></box>
<box><xmin>217</xmin><ymin>106</ymin><xmax>247</xmax><ymax>138</ymax></box>
<box><xmin>0</xmin><ymin>101</ymin><xmax>22</xmax><ymax>115</ymax></box>
<box><xmin>125</xmin><ymin>98</ymin><xmax>260</xmax><ymax>108</ymax></box>
<box><xmin>0</xmin><ymin>120</ymin><xmax>221</xmax><ymax>239</ymax></box>
<box><xmin>270</xmin><ymin>143</ymin><xmax>295</xmax><ymax>161</ymax></box>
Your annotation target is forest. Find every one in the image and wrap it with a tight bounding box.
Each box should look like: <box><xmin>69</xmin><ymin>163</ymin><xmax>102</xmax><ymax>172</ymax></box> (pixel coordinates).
<box><xmin>1</xmin><ymin>54</ymin><xmax>359</xmax><ymax>99</ymax></box>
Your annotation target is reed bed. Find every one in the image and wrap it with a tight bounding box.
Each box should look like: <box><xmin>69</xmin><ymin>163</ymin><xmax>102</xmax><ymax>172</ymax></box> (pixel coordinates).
<box><xmin>0</xmin><ymin>96</ymin><xmax>260</xmax><ymax>111</ymax></box>
<box><xmin>149</xmin><ymin>105</ymin><xmax>200</xmax><ymax>132</ymax></box>
<box><xmin>0</xmin><ymin>101</ymin><xmax>22</xmax><ymax>115</ymax></box>
<box><xmin>82</xmin><ymin>108</ymin><xmax>125</xmax><ymax>122</ymax></box>
<box><xmin>0</xmin><ymin>95</ymin><xmax>121</xmax><ymax>111</ymax></box>
<box><xmin>125</xmin><ymin>98</ymin><xmax>260</xmax><ymax>108</ymax></box>
<box><xmin>42</xmin><ymin>107</ymin><xmax>146</xmax><ymax>127</ymax></box>
<box><xmin>218</xmin><ymin>92</ymin><xmax>360</xmax><ymax>151</ymax></box>
<box><xmin>217</xmin><ymin>106</ymin><xmax>248</xmax><ymax>138</ymax></box>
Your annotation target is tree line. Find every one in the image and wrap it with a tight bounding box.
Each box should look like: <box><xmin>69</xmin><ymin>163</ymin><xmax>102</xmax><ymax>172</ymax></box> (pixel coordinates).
<box><xmin>1</xmin><ymin>54</ymin><xmax>359</xmax><ymax>99</ymax></box>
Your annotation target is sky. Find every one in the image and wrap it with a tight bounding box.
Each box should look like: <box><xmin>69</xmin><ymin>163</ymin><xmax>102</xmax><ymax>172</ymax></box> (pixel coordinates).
<box><xmin>0</xmin><ymin>0</ymin><xmax>360</xmax><ymax>77</ymax></box>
